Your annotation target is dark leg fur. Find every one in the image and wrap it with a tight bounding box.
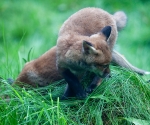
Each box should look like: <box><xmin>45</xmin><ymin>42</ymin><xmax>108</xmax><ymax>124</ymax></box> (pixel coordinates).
<box><xmin>86</xmin><ymin>76</ymin><xmax>102</xmax><ymax>94</ymax></box>
<box><xmin>86</xmin><ymin>68</ymin><xmax>110</xmax><ymax>94</ymax></box>
<box><xmin>61</xmin><ymin>85</ymin><xmax>76</xmax><ymax>99</ymax></box>
<box><xmin>62</xmin><ymin>69</ymin><xmax>87</xmax><ymax>99</ymax></box>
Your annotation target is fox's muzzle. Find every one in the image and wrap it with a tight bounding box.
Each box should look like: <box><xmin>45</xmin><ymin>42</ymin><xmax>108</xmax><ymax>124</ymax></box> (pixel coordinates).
<box><xmin>99</xmin><ymin>67</ymin><xmax>110</xmax><ymax>78</ymax></box>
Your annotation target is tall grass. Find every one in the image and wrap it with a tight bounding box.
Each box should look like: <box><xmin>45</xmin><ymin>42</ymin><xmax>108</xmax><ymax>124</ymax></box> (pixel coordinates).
<box><xmin>0</xmin><ymin>67</ymin><xmax>150</xmax><ymax>124</ymax></box>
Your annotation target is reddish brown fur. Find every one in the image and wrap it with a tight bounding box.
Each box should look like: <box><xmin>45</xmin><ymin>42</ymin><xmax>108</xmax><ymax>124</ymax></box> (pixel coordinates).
<box><xmin>14</xmin><ymin>7</ymin><xmax>129</xmax><ymax>90</ymax></box>
<box><xmin>14</xmin><ymin>7</ymin><xmax>149</xmax><ymax>93</ymax></box>
<box><xmin>57</xmin><ymin>7</ymin><xmax>117</xmax><ymax>75</ymax></box>
<box><xmin>55</xmin><ymin>7</ymin><xmax>121</xmax><ymax>98</ymax></box>
<box><xmin>14</xmin><ymin>46</ymin><xmax>62</xmax><ymax>87</ymax></box>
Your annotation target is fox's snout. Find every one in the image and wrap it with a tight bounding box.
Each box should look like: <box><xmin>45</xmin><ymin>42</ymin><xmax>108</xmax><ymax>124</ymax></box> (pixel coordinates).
<box><xmin>98</xmin><ymin>67</ymin><xmax>110</xmax><ymax>78</ymax></box>
<box><xmin>91</xmin><ymin>65</ymin><xmax>110</xmax><ymax>78</ymax></box>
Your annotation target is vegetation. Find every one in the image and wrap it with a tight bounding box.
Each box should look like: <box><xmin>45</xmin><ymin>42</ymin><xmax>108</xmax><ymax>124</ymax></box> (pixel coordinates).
<box><xmin>0</xmin><ymin>0</ymin><xmax>150</xmax><ymax>124</ymax></box>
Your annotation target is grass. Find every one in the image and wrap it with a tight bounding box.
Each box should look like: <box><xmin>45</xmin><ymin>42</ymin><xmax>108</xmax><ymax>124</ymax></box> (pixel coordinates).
<box><xmin>0</xmin><ymin>0</ymin><xmax>150</xmax><ymax>124</ymax></box>
<box><xmin>0</xmin><ymin>67</ymin><xmax>150</xmax><ymax>124</ymax></box>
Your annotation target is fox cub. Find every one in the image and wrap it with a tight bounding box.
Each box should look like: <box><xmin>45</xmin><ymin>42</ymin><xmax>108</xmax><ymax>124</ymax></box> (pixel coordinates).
<box><xmin>56</xmin><ymin>7</ymin><xmax>149</xmax><ymax>99</ymax></box>
<box><xmin>14</xmin><ymin>7</ymin><xmax>150</xmax><ymax>99</ymax></box>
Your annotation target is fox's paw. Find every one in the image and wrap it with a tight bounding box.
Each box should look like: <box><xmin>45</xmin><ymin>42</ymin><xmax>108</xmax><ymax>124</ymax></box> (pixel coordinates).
<box><xmin>86</xmin><ymin>88</ymin><xmax>92</xmax><ymax>94</ymax></box>
<box><xmin>76</xmin><ymin>91</ymin><xmax>87</xmax><ymax>100</ymax></box>
<box><xmin>86</xmin><ymin>84</ymin><xmax>97</xmax><ymax>94</ymax></box>
<box><xmin>86</xmin><ymin>87</ymin><xmax>94</xmax><ymax>94</ymax></box>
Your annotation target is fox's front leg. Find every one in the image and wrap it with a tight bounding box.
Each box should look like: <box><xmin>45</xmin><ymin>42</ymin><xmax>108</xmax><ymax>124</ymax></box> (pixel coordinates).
<box><xmin>86</xmin><ymin>76</ymin><xmax>102</xmax><ymax>94</ymax></box>
<box><xmin>62</xmin><ymin>85</ymin><xmax>76</xmax><ymax>99</ymax></box>
<box><xmin>86</xmin><ymin>67</ymin><xmax>111</xmax><ymax>94</ymax></box>
<box><xmin>61</xmin><ymin>69</ymin><xmax>87</xmax><ymax>99</ymax></box>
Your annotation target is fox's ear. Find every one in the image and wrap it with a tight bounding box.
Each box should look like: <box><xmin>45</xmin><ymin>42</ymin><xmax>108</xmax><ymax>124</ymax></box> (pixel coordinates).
<box><xmin>82</xmin><ymin>40</ymin><xmax>98</xmax><ymax>54</ymax></box>
<box><xmin>100</xmin><ymin>26</ymin><xmax>111</xmax><ymax>41</ymax></box>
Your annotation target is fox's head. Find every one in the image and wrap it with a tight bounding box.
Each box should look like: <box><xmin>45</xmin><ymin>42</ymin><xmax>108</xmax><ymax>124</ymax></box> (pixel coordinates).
<box><xmin>82</xmin><ymin>26</ymin><xmax>112</xmax><ymax>78</ymax></box>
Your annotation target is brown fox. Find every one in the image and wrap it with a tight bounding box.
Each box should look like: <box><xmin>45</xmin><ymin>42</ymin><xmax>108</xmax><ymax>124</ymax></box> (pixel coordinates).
<box><xmin>14</xmin><ymin>46</ymin><xmax>93</xmax><ymax>88</ymax></box>
<box><xmin>14</xmin><ymin>46</ymin><xmax>150</xmax><ymax>88</ymax></box>
<box><xmin>56</xmin><ymin>7</ymin><xmax>150</xmax><ymax>99</ymax></box>
<box><xmin>14</xmin><ymin>7</ymin><xmax>150</xmax><ymax>99</ymax></box>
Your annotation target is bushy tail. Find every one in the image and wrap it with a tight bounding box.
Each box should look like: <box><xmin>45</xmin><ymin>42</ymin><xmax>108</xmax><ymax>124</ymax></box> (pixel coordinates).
<box><xmin>113</xmin><ymin>11</ymin><xmax>127</xmax><ymax>31</ymax></box>
<box><xmin>112</xmin><ymin>50</ymin><xmax>150</xmax><ymax>75</ymax></box>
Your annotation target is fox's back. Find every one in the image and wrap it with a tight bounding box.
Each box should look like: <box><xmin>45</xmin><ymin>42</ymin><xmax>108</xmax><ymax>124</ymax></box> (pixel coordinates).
<box><xmin>59</xmin><ymin>7</ymin><xmax>117</xmax><ymax>48</ymax></box>
<box><xmin>14</xmin><ymin>46</ymin><xmax>62</xmax><ymax>87</ymax></box>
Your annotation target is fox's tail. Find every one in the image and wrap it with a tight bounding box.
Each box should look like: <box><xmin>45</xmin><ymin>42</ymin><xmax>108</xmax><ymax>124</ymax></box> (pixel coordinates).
<box><xmin>113</xmin><ymin>11</ymin><xmax>127</xmax><ymax>31</ymax></box>
<box><xmin>112</xmin><ymin>12</ymin><xmax>150</xmax><ymax>75</ymax></box>
<box><xmin>112</xmin><ymin>50</ymin><xmax>150</xmax><ymax>75</ymax></box>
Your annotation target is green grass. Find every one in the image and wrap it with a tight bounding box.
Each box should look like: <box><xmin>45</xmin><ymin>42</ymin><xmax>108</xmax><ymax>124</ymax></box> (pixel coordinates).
<box><xmin>0</xmin><ymin>67</ymin><xmax>150</xmax><ymax>124</ymax></box>
<box><xmin>0</xmin><ymin>0</ymin><xmax>150</xmax><ymax>124</ymax></box>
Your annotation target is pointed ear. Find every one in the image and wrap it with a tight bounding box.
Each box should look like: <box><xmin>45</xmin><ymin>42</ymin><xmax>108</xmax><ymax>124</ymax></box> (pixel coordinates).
<box><xmin>82</xmin><ymin>40</ymin><xmax>98</xmax><ymax>54</ymax></box>
<box><xmin>101</xmin><ymin>26</ymin><xmax>111</xmax><ymax>41</ymax></box>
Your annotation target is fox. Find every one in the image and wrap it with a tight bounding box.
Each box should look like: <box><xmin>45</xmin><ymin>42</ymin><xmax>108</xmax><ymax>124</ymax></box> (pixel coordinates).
<box><xmin>13</xmin><ymin>46</ymin><xmax>94</xmax><ymax>88</ymax></box>
<box><xmin>14</xmin><ymin>7</ymin><xmax>150</xmax><ymax>99</ymax></box>
<box><xmin>14</xmin><ymin>46</ymin><xmax>150</xmax><ymax>88</ymax></box>
<box><xmin>56</xmin><ymin>7</ymin><xmax>150</xmax><ymax>99</ymax></box>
